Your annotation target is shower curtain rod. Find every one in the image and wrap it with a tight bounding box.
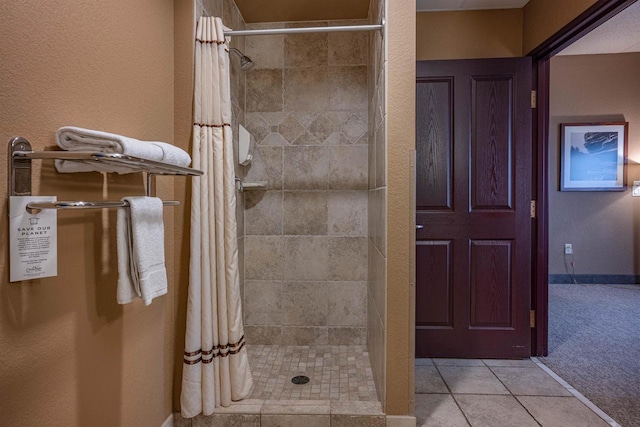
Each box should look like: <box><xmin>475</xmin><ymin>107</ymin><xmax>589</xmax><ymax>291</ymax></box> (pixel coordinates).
<box><xmin>223</xmin><ymin>22</ymin><xmax>384</xmax><ymax>37</ymax></box>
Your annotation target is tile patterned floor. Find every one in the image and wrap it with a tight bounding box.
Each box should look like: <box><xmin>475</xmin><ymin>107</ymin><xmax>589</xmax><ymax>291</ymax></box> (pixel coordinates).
<box><xmin>173</xmin><ymin>345</ymin><xmax>383</xmax><ymax>427</ymax></box>
<box><xmin>415</xmin><ymin>358</ymin><xmax>614</xmax><ymax>427</ymax></box>
<box><xmin>247</xmin><ymin>344</ymin><xmax>379</xmax><ymax>402</ymax></box>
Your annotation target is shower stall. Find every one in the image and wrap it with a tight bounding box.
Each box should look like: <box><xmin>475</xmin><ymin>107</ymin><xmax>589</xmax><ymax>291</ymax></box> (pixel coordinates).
<box><xmin>183</xmin><ymin>0</ymin><xmax>388</xmax><ymax>422</ymax></box>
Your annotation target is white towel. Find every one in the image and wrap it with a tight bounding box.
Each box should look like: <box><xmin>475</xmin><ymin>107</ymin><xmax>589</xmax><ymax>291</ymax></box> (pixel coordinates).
<box><xmin>55</xmin><ymin>126</ymin><xmax>191</xmax><ymax>174</ymax></box>
<box><xmin>116</xmin><ymin>196</ymin><xmax>168</xmax><ymax>305</ymax></box>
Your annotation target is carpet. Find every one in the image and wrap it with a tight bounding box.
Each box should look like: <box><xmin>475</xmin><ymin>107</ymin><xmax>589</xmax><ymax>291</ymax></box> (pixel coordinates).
<box><xmin>540</xmin><ymin>283</ymin><xmax>640</xmax><ymax>427</ymax></box>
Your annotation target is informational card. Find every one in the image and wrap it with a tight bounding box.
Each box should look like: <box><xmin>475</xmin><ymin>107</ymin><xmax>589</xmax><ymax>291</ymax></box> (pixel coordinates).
<box><xmin>9</xmin><ymin>196</ymin><xmax>58</xmax><ymax>282</ymax></box>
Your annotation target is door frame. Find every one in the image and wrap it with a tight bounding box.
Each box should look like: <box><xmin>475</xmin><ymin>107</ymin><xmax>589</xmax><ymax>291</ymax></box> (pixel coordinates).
<box><xmin>530</xmin><ymin>0</ymin><xmax>637</xmax><ymax>356</ymax></box>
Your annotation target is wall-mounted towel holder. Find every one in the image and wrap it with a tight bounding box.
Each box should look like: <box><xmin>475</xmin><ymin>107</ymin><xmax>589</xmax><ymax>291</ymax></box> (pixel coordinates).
<box><xmin>8</xmin><ymin>136</ymin><xmax>204</xmax><ymax>213</ymax></box>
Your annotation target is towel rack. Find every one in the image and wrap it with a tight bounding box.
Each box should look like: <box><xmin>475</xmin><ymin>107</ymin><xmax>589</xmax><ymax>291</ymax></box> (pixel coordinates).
<box><xmin>8</xmin><ymin>136</ymin><xmax>204</xmax><ymax>213</ymax></box>
<box><xmin>25</xmin><ymin>200</ymin><xmax>180</xmax><ymax>211</ymax></box>
<box><xmin>11</xmin><ymin>149</ymin><xmax>203</xmax><ymax>176</ymax></box>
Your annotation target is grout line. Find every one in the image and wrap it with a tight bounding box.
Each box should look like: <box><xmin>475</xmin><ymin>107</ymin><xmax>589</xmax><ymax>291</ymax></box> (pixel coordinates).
<box><xmin>433</xmin><ymin>365</ymin><xmax>472</xmax><ymax>427</ymax></box>
<box><xmin>531</xmin><ymin>357</ymin><xmax>622</xmax><ymax>427</ymax></box>
<box><xmin>417</xmin><ymin>392</ymin><xmax>515</xmax><ymax>397</ymax></box>
<box><xmin>483</xmin><ymin>363</ymin><xmax>543</xmax><ymax>427</ymax></box>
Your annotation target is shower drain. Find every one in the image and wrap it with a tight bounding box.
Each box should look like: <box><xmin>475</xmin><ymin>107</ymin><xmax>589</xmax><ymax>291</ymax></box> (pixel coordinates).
<box><xmin>291</xmin><ymin>375</ymin><xmax>310</xmax><ymax>385</ymax></box>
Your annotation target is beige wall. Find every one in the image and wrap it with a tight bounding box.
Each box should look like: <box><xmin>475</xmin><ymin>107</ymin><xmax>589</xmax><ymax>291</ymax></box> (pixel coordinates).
<box><xmin>549</xmin><ymin>53</ymin><xmax>640</xmax><ymax>276</ymax></box>
<box><xmin>173</xmin><ymin>0</ymin><xmax>196</xmax><ymax>187</ymax></box>
<box><xmin>416</xmin><ymin>9</ymin><xmax>523</xmax><ymax>60</ymax></box>
<box><xmin>523</xmin><ymin>0</ymin><xmax>598</xmax><ymax>53</ymax></box>
<box><xmin>173</xmin><ymin>0</ymin><xmax>196</xmax><ymax>412</ymax></box>
<box><xmin>234</xmin><ymin>0</ymin><xmax>369</xmax><ymax>23</ymax></box>
<box><xmin>385</xmin><ymin>0</ymin><xmax>416</xmax><ymax>416</ymax></box>
<box><xmin>0</xmin><ymin>1</ymin><xmax>175</xmax><ymax>426</ymax></box>
<box><xmin>417</xmin><ymin>0</ymin><xmax>601</xmax><ymax>59</ymax></box>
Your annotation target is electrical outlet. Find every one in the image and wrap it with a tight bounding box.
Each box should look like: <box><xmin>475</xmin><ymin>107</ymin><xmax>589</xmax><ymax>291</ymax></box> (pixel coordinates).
<box><xmin>564</xmin><ymin>243</ymin><xmax>573</xmax><ymax>255</ymax></box>
<box><xmin>633</xmin><ymin>181</ymin><xmax>640</xmax><ymax>197</ymax></box>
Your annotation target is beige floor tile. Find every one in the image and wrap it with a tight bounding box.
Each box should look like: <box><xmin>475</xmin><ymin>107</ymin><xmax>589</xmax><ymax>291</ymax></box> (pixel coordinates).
<box><xmin>482</xmin><ymin>359</ymin><xmax>537</xmax><ymax>368</ymax></box>
<box><xmin>262</xmin><ymin>414</ymin><xmax>330</xmax><ymax>427</ymax></box>
<box><xmin>415</xmin><ymin>365</ymin><xmax>448</xmax><ymax>393</ymax></box>
<box><xmin>331</xmin><ymin>414</ymin><xmax>385</xmax><ymax>426</ymax></box>
<box><xmin>330</xmin><ymin>400</ymin><xmax>384</xmax><ymax>415</ymax></box>
<box><xmin>433</xmin><ymin>358</ymin><xmax>485</xmax><ymax>367</ymax></box>
<box><xmin>262</xmin><ymin>403</ymin><xmax>330</xmax><ymax>415</ymax></box>
<box><xmin>517</xmin><ymin>396</ymin><xmax>609</xmax><ymax>427</ymax></box>
<box><xmin>193</xmin><ymin>413</ymin><xmax>260</xmax><ymax>427</ymax></box>
<box><xmin>415</xmin><ymin>394</ymin><xmax>469</xmax><ymax>427</ymax></box>
<box><xmin>491</xmin><ymin>367</ymin><xmax>572</xmax><ymax>396</ymax></box>
<box><xmin>438</xmin><ymin>366</ymin><xmax>510</xmax><ymax>395</ymax></box>
<box><xmin>454</xmin><ymin>394</ymin><xmax>538</xmax><ymax>427</ymax></box>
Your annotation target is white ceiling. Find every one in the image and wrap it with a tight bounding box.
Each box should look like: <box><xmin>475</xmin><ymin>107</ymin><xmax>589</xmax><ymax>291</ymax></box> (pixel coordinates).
<box><xmin>558</xmin><ymin>1</ymin><xmax>640</xmax><ymax>55</ymax></box>
<box><xmin>416</xmin><ymin>0</ymin><xmax>529</xmax><ymax>12</ymax></box>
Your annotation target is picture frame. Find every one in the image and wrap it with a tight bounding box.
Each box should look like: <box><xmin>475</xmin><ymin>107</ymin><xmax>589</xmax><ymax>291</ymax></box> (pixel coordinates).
<box><xmin>560</xmin><ymin>122</ymin><xmax>628</xmax><ymax>191</ymax></box>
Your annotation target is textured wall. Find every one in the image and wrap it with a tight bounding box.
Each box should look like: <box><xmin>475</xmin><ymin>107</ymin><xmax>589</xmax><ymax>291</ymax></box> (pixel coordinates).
<box><xmin>367</xmin><ymin>0</ymin><xmax>387</xmax><ymax>409</ymax></box>
<box><xmin>242</xmin><ymin>20</ymin><xmax>370</xmax><ymax>346</ymax></box>
<box><xmin>0</xmin><ymin>1</ymin><xmax>175</xmax><ymax>426</ymax></box>
<box><xmin>416</xmin><ymin>9</ymin><xmax>523</xmax><ymax>60</ymax></box>
<box><xmin>523</xmin><ymin>0</ymin><xmax>598</xmax><ymax>53</ymax></box>
<box><xmin>385</xmin><ymin>0</ymin><xmax>416</xmax><ymax>416</ymax></box>
<box><xmin>234</xmin><ymin>0</ymin><xmax>370</xmax><ymax>23</ymax></box>
<box><xmin>549</xmin><ymin>53</ymin><xmax>640</xmax><ymax>276</ymax></box>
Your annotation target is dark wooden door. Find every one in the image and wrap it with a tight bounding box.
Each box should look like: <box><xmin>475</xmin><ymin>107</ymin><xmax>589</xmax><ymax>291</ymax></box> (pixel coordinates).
<box><xmin>415</xmin><ymin>58</ymin><xmax>532</xmax><ymax>358</ymax></box>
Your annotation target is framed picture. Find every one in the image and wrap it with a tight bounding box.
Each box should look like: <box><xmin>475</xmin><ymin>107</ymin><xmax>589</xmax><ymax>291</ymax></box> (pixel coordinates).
<box><xmin>560</xmin><ymin>122</ymin><xmax>628</xmax><ymax>191</ymax></box>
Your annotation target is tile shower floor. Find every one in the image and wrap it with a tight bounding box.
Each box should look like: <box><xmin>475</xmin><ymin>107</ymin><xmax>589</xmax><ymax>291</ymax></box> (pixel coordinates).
<box><xmin>247</xmin><ymin>344</ymin><xmax>379</xmax><ymax>402</ymax></box>
<box><xmin>175</xmin><ymin>345</ymin><xmax>384</xmax><ymax>426</ymax></box>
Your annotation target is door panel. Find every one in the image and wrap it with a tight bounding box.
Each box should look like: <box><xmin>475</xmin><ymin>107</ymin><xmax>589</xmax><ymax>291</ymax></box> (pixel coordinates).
<box><xmin>415</xmin><ymin>241</ymin><xmax>453</xmax><ymax>327</ymax></box>
<box><xmin>471</xmin><ymin>77</ymin><xmax>514</xmax><ymax>211</ymax></box>
<box><xmin>415</xmin><ymin>57</ymin><xmax>532</xmax><ymax>358</ymax></box>
<box><xmin>470</xmin><ymin>240</ymin><xmax>513</xmax><ymax>328</ymax></box>
<box><xmin>415</xmin><ymin>79</ymin><xmax>453</xmax><ymax>211</ymax></box>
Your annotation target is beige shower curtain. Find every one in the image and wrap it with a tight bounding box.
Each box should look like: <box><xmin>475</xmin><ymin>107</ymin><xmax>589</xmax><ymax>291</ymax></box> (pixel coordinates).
<box><xmin>181</xmin><ymin>16</ymin><xmax>253</xmax><ymax>418</ymax></box>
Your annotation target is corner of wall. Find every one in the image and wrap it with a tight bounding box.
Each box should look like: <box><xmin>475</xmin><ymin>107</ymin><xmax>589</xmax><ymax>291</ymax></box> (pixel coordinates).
<box><xmin>384</xmin><ymin>0</ymin><xmax>415</xmax><ymax>417</ymax></box>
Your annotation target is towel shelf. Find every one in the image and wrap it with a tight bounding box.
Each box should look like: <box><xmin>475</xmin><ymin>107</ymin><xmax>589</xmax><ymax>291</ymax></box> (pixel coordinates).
<box><xmin>12</xmin><ymin>150</ymin><xmax>204</xmax><ymax>176</ymax></box>
<box><xmin>8</xmin><ymin>136</ymin><xmax>203</xmax><ymax>213</ymax></box>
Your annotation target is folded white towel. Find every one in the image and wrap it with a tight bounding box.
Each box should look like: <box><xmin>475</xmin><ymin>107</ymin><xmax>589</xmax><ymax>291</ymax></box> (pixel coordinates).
<box><xmin>116</xmin><ymin>196</ymin><xmax>168</xmax><ymax>305</ymax></box>
<box><xmin>55</xmin><ymin>126</ymin><xmax>191</xmax><ymax>174</ymax></box>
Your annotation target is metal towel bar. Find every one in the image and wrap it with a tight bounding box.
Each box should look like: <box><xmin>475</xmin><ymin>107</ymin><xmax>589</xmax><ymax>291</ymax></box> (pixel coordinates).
<box><xmin>26</xmin><ymin>200</ymin><xmax>180</xmax><ymax>213</ymax></box>
<box><xmin>12</xmin><ymin>150</ymin><xmax>203</xmax><ymax>176</ymax></box>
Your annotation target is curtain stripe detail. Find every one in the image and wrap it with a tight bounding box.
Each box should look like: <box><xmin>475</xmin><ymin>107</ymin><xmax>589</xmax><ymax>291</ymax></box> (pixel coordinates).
<box><xmin>196</xmin><ymin>38</ymin><xmax>225</xmax><ymax>45</ymax></box>
<box><xmin>194</xmin><ymin>123</ymin><xmax>231</xmax><ymax>128</ymax></box>
<box><xmin>183</xmin><ymin>336</ymin><xmax>247</xmax><ymax>365</ymax></box>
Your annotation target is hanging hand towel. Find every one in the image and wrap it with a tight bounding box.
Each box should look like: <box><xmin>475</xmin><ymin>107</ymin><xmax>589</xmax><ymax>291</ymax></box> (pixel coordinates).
<box><xmin>116</xmin><ymin>196</ymin><xmax>168</xmax><ymax>305</ymax></box>
<box><xmin>55</xmin><ymin>126</ymin><xmax>191</xmax><ymax>173</ymax></box>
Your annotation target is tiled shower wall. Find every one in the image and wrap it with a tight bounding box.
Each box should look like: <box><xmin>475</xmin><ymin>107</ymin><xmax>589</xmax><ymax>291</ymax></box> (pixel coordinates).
<box><xmin>367</xmin><ymin>0</ymin><xmax>387</xmax><ymax>407</ymax></box>
<box><xmin>242</xmin><ymin>21</ymin><xmax>370</xmax><ymax>346</ymax></box>
<box><xmin>196</xmin><ymin>0</ymin><xmax>247</xmax><ymax>295</ymax></box>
